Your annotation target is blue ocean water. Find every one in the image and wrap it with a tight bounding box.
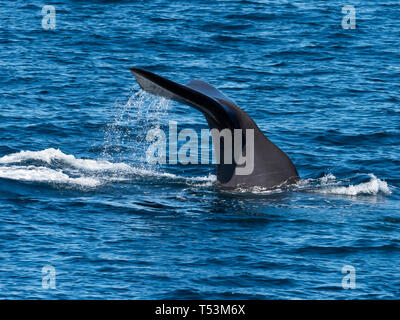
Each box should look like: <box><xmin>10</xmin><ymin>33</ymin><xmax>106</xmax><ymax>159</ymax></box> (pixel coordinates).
<box><xmin>0</xmin><ymin>0</ymin><xmax>399</xmax><ymax>299</ymax></box>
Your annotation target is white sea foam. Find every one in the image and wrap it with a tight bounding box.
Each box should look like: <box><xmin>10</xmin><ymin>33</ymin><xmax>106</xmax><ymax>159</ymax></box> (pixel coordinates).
<box><xmin>0</xmin><ymin>149</ymin><xmax>216</xmax><ymax>188</ymax></box>
<box><xmin>317</xmin><ymin>174</ymin><xmax>391</xmax><ymax>196</ymax></box>
<box><xmin>0</xmin><ymin>165</ymin><xmax>101</xmax><ymax>187</ymax></box>
<box><xmin>0</xmin><ymin>148</ymin><xmax>131</xmax><ymax>171</ymax></box>
<box><xmin>230</xmin><ymin>173</ymin><xmax>392</xmax><ymax>197</ymax></box>
<box><xmin>0</xmin><ymin>149</ymin><xmax>390</xmax><ymax>195</ymax></box>
<box><xmin>319</xmin><ymin>173</ymin><xmax>337</xmax><ymax>184</ymax></box>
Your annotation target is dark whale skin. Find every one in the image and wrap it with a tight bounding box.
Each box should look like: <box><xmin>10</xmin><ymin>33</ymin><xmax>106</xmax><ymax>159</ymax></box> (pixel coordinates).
<box><xmin>130</xmin><ymin>68</ymin><xmax>299</xmax><ymax>189</ymax></box>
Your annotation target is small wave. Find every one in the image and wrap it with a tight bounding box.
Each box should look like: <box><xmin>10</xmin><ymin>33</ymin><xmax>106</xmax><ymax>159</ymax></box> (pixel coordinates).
<box><xmin>295</xmin><ymin>173</ymin><xmax>392</xmax><ymax>196</ymax></box>
<box><xmin>317</xmin><ymin>174</ymin><xmax>392</xmax><ymax>196</ymax></box>
<box><xmin>0</xmin><ymin>148</ymin><xmax>131</xmax><ymax>171</ymax></box>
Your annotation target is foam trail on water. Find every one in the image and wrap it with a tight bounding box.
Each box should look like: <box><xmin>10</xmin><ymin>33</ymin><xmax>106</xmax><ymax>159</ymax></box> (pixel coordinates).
<box><xmin>0</xmin><ymin>149</ymin><xmax>216</xmax><ymax>188</ymax></box>
<box><xmin>0</xmin><ymin>148</ymin><xmax>391</xmax><ymax>196</ymax></box>
<box><xmin>0</xmin><ymin>165</ymin><xmax>101</xmax><ymax>187</ymax></box>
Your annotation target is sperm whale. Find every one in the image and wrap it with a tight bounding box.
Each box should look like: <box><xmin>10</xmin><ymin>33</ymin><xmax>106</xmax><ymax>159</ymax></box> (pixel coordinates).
<box><xmin>130</xmin><ymin>68</ymin><xmax>299</xmax><ymax>189</ymax></box>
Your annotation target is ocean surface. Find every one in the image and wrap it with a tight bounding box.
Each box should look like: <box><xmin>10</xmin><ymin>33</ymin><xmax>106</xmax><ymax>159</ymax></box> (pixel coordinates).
<box><xmin>0</xmin><ymin>0</ymin><xmax>399</xmax><ymax>299</ymax></box>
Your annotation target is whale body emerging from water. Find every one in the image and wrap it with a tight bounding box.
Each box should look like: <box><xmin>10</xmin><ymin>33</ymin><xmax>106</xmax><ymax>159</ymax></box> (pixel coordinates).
<box><xmin>130</xmin><ymin>68</ymin><xmax>299</xmax><ymax>189</ymax></box>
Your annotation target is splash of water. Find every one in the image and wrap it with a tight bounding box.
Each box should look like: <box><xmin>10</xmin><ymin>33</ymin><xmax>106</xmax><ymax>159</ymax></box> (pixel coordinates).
<box><xmin>0</xmin><ymin>91</ymin><xmax>217</xmax><ymax>189</ymax></box>
<box><xmin>102</xmin><ymin>89</ymin><xmax>171</xmax><ymax>168</ymax></box>
<box><xmin>0</xmin><ymin>89</ymin><xmax>392</xmax><ymax>195</ymax></box>
<box><xmin>102</xmin><ymin>90</ymin><xmax>170</xmax><ymax>168</ymax></box>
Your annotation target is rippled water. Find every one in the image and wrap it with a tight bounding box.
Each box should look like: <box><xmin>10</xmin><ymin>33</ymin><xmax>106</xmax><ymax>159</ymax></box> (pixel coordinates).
<box><xmin>0</xmin><ymin>0</ymin><xmax>399</xmax><ymax>299</ymax></box>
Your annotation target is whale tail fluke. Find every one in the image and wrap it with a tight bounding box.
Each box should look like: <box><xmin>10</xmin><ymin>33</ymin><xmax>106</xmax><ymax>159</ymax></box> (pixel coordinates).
<box><xmin>130</xmin><ymin>67</ymin><xmax>299</xmax><ymax>189</ymax></box>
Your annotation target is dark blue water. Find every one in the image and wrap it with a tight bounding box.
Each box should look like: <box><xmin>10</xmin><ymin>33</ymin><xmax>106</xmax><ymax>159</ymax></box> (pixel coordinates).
<box><xmin>0</xmin><ymin>0</ymin><xmax>399</xmax><ymax>299</ymax></box>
